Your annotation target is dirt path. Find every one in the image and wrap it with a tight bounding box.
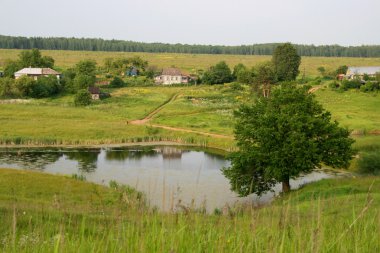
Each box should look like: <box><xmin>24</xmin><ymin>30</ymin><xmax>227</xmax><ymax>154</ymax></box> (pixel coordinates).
<box><xmin>308</xmin><ymin>85</ymin><xmax>323</xmax><ymax>93</ymax></box>
<box><xmin>130</xmin><ymin>93</ymin><xmax>181</xmax><ymax>125</ymax></box>
<box><xmin>150</xmin><ymin>124</ymin><xmax>234</xmax><ymax>139</ymax></box>
<box><xmin>129</xmin><ymin>93</ymin><xmax>234</xmax><ymax>139</ymax></box>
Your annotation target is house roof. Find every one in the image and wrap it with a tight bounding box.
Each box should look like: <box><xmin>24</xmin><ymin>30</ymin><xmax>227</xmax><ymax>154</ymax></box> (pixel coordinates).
<box><xmin>15</xmin><ymin>67</ymin><xmax>60</xmax><ymax>75</ymax></box>
<box><xmin>162</xmin><ymin>68</ymin><xmax>182</xmax><ymax>76</ymax></box>
<box><xmin>347</xmin><ymin>66</ymin><xmax>380</xmax><ymax>76</ymax></box>
<box><xmin>88</xmin><ymin>86</ymin><xmax>101</xmax><ymax>94</ymax></box>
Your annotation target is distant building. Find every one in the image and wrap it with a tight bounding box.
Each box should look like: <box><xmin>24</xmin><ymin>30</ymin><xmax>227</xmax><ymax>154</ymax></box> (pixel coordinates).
<box><xmin>14</xmin><ymin>67</ymin><xmax>61</xmax><ymax>80</ymax></box>
<box><xmin>126</xmin><ymin>67</ymin><xmax>139</xmax><ymax>77</ymax></box>
<box><xmin>346</xmin><ymin>66</ymin><xmax>380</xmax><ymax>80</ymax></box>
<box><xmin>154</xmin><ymin>68</ymin><xmax>191</xmax><ymax>85</ymax></box>
<box><xmin>88</xmin><ymin>86</ymin><xmax>101</xmax><ymax>100</ymax></box>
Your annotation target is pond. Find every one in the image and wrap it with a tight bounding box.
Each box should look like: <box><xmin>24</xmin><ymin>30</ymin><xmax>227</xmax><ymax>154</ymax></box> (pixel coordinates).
<box><xmin>0</xmin><ymin>146</ymin><xmax>339</xmax><ymax>212</ymax></box>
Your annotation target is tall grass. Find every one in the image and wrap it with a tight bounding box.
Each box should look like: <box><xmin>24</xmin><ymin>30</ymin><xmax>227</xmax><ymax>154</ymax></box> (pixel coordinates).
<box><xmin>0</xmin><ymin>169</ymin><xmax>379</xmax><ymax>252</ymax></box>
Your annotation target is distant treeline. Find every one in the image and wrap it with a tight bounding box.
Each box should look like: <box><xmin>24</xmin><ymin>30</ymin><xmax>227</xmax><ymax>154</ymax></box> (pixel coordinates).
<box><xmin>1</xmin><ymin>35</ymin><xmax>380</xmax><ymax>58</ymax></box>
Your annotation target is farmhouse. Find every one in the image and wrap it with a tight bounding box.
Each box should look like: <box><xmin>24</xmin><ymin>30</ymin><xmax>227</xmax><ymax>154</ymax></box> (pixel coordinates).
<box><xmin>88</xmin><ymin>86</ymin><xmax>101</xmax><ymax>100</ymax></box>
<box><xmin>155</xmin><ymin>68</ymin><xmax>191</xmax><ymax>85</ymax></box>
<box><xmin>346</xmin><ymin>66</ymin><xmax>380</xmax><ymax>80</ymax></box>
<box><xmin>14</xmin><ymin>67</ymin><xmax>61</xmax><ymax>80</ymax></box>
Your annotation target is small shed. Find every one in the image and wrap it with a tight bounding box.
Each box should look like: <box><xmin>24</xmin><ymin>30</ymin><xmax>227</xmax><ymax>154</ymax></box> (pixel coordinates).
<box><xmin>88</xmin><ymin>86</ymin><xmax>101</xmax><ymax>100</ymax></box>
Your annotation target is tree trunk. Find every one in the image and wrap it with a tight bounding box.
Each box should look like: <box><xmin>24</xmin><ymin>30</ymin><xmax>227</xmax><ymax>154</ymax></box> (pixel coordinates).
<box><xmin>282</xmin><ymin>178</ymin><xmax>291</xmax><ymax>193</ymax></box>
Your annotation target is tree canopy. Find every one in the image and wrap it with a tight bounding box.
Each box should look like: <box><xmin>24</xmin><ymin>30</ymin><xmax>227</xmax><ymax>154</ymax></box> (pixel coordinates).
<box><xmin>272</xmin><ymin>43</ymin><xmax>301</xmax><ymax>81</ymax></box>
<box><xmin>202</xmin><ymin>61</ymin><xmax>233</xmax><ymax>85</ymax></box>
<box><xmin>223</xmin><ymin>84</ymin><xmax>355</xmax><ymax>196</ymax></box>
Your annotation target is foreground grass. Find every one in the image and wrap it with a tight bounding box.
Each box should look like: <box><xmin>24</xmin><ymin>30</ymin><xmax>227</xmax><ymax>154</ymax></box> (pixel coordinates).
<box><xmin>2</xmin><ymin>49</ymin><xmax>380</xmax><ymax>76</ymax></box>
<box><xmin>0</xmin><ymin>168</ymin><xmax>379</xmax><ymax>252</ymax></box>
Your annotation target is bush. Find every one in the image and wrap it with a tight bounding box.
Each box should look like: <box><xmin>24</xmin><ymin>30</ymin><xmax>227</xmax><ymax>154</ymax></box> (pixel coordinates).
<box><xmin>360</xmin><ymin>82</ymin><xmax>379</xmax><ymax>92</ymax></box>
<box><xmin>74</xmin><ymin>89</ymin><xmax>92</xmax><ymax>106</ymax></box>
<box><xmin>125</xmin><ymin>76</ymin><xmax>154</xmax><ymax>87</ymax></box>
<box><xmin>74</xmin><ymin>74</ymin><xmax>96</xmax><ymax>90</ymax></box>
<box><xmin>109</xmin><ymin>77</ymin><xmax>125</xmax><ymax>88</ymax></box>
<box><xmin>328</xmin><ymin>81</ymin><xmax>340</xmax><ymax>89</ymax></box>
<box><xmin>229</xmin><ymin>82</ymin><xmax>244</xmax><ymax>91</ymax></box>
<box><xmin>0</xmin><ymin>77</ymin><xmax>16</xmax><ymax>98</ymax></box>
<box><xmin>357</xmin><ymin>151</ymin><xmax>380</xmax><ymax>175</ymax></box>
<box><xmin>341</xmin><ymin>79</ymin><xmax>361</xmax><ymax>90</ymax></box>
<box><xmin>32</xmin><ymin>76</ymin><xmax>61</xmax><ymax>98</ymax></box>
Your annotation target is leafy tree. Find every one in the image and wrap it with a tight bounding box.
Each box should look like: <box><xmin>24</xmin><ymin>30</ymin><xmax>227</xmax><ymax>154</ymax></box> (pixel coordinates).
<box><xmin>74</xmin><ymin>89</ymin><xmax>92</xmax><ymax>106</ymax></box>
<box><xmin>0</xmin><ymin>77</ymin><xmax>16</xmax><ymax>97</ymax></box>
<box><xmin>272</xmin><ymin>43</ymin><xmax>301</xmax><ymax>81</ymax></box>
<box><xmin>232</xmin><ymin>63</ymin><xmax>247</xmax><ymax>79</ymax></box>
<box><xmin>19</xmin><ymin>49</ymin><xmax>54</xmax><ymax>68</ymax></box>
<box><xmin>109</xmin><ymin>77</ymin><xmax>125</xmax><ymax>88</ymax></box>
<box><xmin>223</xmin><ymin>84</ymin><xmax>354</xmax><ymax>196</ymax></box>
<box><xmin>336</xmin><ymin>65</ymin><xmax>348</xmax><ymax>75</ymax></box>
<box><xmin>254</xmin><ymin>62</ymin><xmax>276</xmax><ymax>97</ymax></box>
<box><xmin>236</xmin><ymin>68</ymin><xmax>255</xmax><ymax>84</ymax></box>
<box><xmin>3</xmin><ymin>59</ymin><xmax>21</xmax><ymax>78</ymax></box>
<box><xmin>14</xmin><ymin>76</ymin><xmax>36</xmax><ymax>97</ymax></box>
<box><xmin>61</xmin><ymin>68</ymin><xmax>77</xmax><ymax>93</ymax></box>
<box><xmin>202</xmin><ymin>61</ymin><xmax>233</xmax><ymax>85</ymax></box>
<box><xmin>32</xmin><ymin>76</ymin><xmax>61</xmax><ymax>98</ymax></box>
<box><xmin>75</xmin><ymin>60</ymin><xmax>97</xmax><ymax>76</ymax></box>
<box><xmin>73</xmin><ymin>74</ymin><xmax>96</xmax><ymax>90</ymax></box>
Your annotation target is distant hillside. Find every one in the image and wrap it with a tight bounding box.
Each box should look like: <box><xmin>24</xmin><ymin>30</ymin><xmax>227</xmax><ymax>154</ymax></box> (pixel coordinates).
<box><xmin>1</xmin><ymin>35</ymin><xmax>380</xmax><ymax>58</ymax></box>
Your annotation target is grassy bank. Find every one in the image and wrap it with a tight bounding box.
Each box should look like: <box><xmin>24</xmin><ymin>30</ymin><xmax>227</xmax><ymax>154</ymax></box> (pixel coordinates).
<box><xmin>0</xmin><ymin>168</ymin><xmax>379</xmax><ymax>252</ymax></box>
<box><xmin>2</xmin><ymin>49</ymin><xmax>380</xmax><ymax>76</ymax></box>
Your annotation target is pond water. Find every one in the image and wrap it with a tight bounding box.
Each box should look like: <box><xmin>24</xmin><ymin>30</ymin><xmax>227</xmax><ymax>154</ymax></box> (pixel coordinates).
<box><xmin>0</xmin><ymin>146</ymin><xmax>339</xmax><ymax>211</ymax></box>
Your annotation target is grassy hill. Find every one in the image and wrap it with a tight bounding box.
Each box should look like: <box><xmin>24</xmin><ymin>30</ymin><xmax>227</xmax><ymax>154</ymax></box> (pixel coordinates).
<box><xmin>0</xmin><ymin>84</ymin><xmax>378</xmax><ymax>152</ymax></box>
<box><xmin>2</xmin><ymin>49</ymin><xmax>380</xmax><ymax>76</ymax></box>
<box><xmin>0</xmin><ymin>168</ymin><xmax>378</xmax><ymax>252</ymax></box>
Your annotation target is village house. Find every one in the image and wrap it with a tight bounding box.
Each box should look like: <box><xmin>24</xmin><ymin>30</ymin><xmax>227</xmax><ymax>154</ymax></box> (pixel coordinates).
<box><xmin>154</xmin><ymin>68</ymin><xmax>191</xmax><ymax>85</ymax></box>
<box><xmin>88</xmin><ymin>86</ymin><xmax>101</xmax><ymax>100</ymax></box>
<box><xmin>345</xmin><ymin>66</ymin><xmax>380</xmax><ymax>80</ymax></box>
<box><xmin>14</xmin><ymin>67</ymin><xmax>61</xmax><ymax>80</ymax></box>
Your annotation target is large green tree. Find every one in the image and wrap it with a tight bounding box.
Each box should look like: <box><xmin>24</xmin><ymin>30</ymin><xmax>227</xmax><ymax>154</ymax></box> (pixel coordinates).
<box><xmin>272</xmin><ymin>43</ymin><xmax>301</xmax><ymax>81</ymax></box>
<box><xmin>223</xmin><ymin>84</ymin><xmax>354</xmax><ymax>196</ymax></box>
<box><xmin>202</xmin><ymin>61</ymin><xmax>233</xmax><ymax>84</ymax></box>
<box><xmin>254</xmin><ymin>61</ymin><xmax>276</xmax><ymax>97</ymax></box>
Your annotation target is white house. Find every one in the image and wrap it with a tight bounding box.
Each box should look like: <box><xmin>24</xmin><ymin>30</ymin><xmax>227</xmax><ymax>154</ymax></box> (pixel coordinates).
<box><xmin>346</xmin><ymin>66</ymin><xmax>380</xmax><ymax>80</ymax></box>
<box><xmin>155</xmin><ymin>68</ymin><xmax>190</xmax><ymax>85</ymax></box>
<box><xmin>14</xmin><ymin>67</ymin><xmax>61</xmax><ymax>80</ymax></box>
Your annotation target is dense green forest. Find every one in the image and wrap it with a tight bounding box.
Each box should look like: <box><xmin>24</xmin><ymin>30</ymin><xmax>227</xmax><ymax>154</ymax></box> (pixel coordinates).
<box><xmin>1</xmin><ymin>35</ymin><xmax>380</xmax><ymax>57</ymax></box>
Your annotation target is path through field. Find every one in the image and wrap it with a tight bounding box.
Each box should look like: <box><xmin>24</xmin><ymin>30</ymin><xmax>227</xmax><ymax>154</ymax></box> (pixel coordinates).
<box><xmin>130</xmin><ymin>93</ymin><xmax>234</xmax><ymax>139</ymax></box>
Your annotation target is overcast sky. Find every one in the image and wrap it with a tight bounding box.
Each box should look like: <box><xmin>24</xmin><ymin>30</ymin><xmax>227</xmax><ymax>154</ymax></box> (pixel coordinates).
<box><xmin>1</xmin><ymin>0</ymin><xmax>379</xmax><ymax>46</ymax></box>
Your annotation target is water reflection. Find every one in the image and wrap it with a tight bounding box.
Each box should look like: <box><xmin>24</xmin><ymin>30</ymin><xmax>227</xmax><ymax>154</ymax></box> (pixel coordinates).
<box><xmin>65</xmin><ymin>149</ymin><xmax>100</xmax><ymax>173</ymax></box>
<box><xmin>0</xmin><ymin>146</ymin><xmax>338</xmax><ymax>211</ymax></box>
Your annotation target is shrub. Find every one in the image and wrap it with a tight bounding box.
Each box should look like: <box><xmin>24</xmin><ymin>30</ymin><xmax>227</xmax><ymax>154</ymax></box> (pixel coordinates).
<box><xmin>341</xmin><ymin>79</ymin><xmax>361</xmax><ymax>90</ymax></box>
<box><xmin>109</xmin><ymin>77</ymin><xmax>125</xmax><ymax>88</ymax></box>
<box><xmin>328</xmin><ymin>81</ymin><xmax>339</xmax><ymax>89</ymax></box>
<box><xmin>230</xmin><ymin>82</ymin><xmax>244</xmax><ymax>91</ymax></box>
<box><xmin>74</xmin><ymin>89</ymin><xmax>92</xmax><ymax>106</ymax></box>
<box><xmin>360</xmin><ymin>82</ymin><xmax>379</xmax><ymax>92</ymax></box>
<box><xmin>357</xmin><ymin>151</ymin><xmax>380</xmax><ymax>175</ymax></box>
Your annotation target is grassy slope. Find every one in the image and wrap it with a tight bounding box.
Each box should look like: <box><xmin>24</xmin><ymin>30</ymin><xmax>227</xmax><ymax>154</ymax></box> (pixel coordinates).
<box><xmin>0</xmin><ymin>84</ymin><xmax>378</xmax><ymax>151</ymax></box>
<box><xmin>2</xmin><ymin>49</ymin><xmax>380</xmax><ymax>76</ymax></box>
<box><xmin>0</xmin><ymin>168</ymin><xmax>379</xmax><ymax>252</ymax></box>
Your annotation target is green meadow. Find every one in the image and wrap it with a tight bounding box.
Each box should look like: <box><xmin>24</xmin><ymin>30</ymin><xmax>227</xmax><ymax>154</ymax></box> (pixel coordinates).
<box><xmin>0</xmin><ymin>168</ymin><xmax>379</xmax><ymax>252</ymax></box>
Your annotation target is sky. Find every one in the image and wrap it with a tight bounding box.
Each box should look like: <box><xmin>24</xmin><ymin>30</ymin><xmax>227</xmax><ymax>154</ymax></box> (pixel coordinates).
<box><xmin>1</xmin><ymin>0</ymin><xmax>379</xmax><ymax>46</ymax></box>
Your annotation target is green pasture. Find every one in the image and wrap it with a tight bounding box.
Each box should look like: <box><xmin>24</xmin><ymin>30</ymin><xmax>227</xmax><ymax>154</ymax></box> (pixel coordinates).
<box><xmin>0</xmin><ymin>168</ymin><xmax>379</xmax><ymax>252</ymax></box>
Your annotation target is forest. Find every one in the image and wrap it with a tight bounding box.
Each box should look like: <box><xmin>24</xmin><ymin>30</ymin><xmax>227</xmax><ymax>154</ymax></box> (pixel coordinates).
<box><xmin>1</xmin><ymin>35</ymin><xmax>380</xmax><ymax>57</ymax></box>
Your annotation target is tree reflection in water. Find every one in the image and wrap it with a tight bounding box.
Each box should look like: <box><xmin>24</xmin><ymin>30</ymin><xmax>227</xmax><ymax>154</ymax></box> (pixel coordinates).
<box><xmin>105</xmin><ymin>146</ymin><xmax>158</xmax><ymax>161</ymax></box>
<box><xmin>0</xmin><ymin>149</ymin><xmax>62</xmax><ymax>170</ymax></box>
<box><xmin>65</xmin><ymin>149</ymin><xmax>100</xmax><ymax>173</ymax></box>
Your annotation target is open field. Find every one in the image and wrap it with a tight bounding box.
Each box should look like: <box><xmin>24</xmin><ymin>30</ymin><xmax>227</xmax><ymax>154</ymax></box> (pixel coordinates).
<box><xmin>0</xmin><ymin>168</ymin><xmax>379</xmax><ymax>252</ymax></box>
<box><xmin>2</xmin><ymin>49</ymin><xmax>380</xmax><ymax>76</ymax></box>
